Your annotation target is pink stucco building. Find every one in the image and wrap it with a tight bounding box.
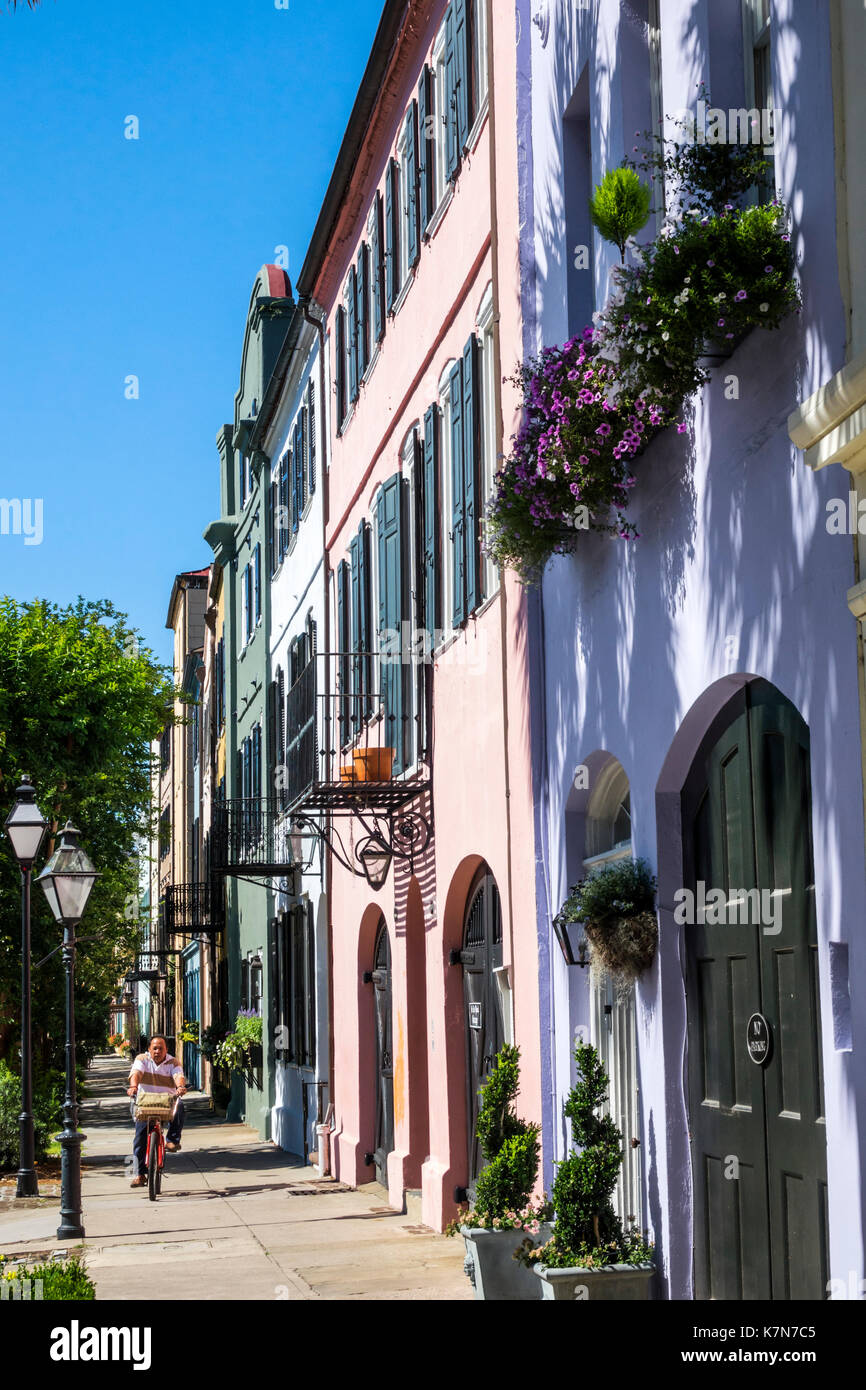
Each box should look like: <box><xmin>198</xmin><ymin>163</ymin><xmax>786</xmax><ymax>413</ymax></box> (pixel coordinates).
<box><xmin>291</xmin><ymin>0</ymin><xmax>540</xmax><ymax>1230</ymax></box>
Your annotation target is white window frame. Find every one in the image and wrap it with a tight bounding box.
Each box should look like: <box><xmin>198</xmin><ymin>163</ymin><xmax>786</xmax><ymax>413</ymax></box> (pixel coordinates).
<box><xmin>437</xmin><ymin>362</ymin><xmax>456</xmax><ymax>649</ymax></box>
<box><xmin>647</xmin><ymin>0</ymin><xmax>665</xmax><ymax>232</ymax></box>
<box><xmin>401</xmin><ymin>430</ymin><xmax>420</xmax><ymax>776</ymax></box>
<box><xmin>433</xmin><ymin>22</ymin><xmax>449</xmax><ymax>213</ymax></box>
<box><xmin>397</xmin><ymin>122</ymin><xmax>410</xmax><ymax>293</ymax></box>
<box><xmin>364</xmin><ymin>204</ymin><xmax>381</xmax><ymax>381</ymax></box>
<box><xmin>473</xmin><ymin>0</ymin><xmax>488</xmax><ymax>117</ymax></box>
<box><xmin>743</xmin><ymin>0</ymin><xmax>775</xmax><ymax>195</ymax></box>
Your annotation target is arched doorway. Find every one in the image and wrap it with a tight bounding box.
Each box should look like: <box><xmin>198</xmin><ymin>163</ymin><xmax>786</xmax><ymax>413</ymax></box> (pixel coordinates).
<box><xmin>371</xmin><ymin>920</ymin><xmax>394</xmax><ymax>1188</ymax></box>
<box><xmin>459</xmin><ymin>868</ymin><xmax>505</xmax><ymax>1190</ymax></box>
<box><xmin>682</xmin><ymin>680</ymin><xmax>828</xmax><ymax>1299</ymax></box>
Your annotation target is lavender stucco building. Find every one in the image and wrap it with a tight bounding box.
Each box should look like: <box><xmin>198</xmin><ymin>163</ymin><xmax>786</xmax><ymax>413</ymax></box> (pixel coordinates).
<box><xmin>517</xmin><ymin>0</ymin><xmax>866</xmax><ymax>1299</ymax></box>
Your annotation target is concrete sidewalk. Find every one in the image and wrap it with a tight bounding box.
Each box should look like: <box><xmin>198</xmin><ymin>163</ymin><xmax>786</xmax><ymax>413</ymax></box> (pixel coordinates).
<box><xmin>0</xmin><ymin>1055</ymin><xmax>471</xmax><ymax>1301</ymax></box>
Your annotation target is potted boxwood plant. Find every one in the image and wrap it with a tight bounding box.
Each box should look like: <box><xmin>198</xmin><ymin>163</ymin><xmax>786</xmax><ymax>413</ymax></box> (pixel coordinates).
<box><xmin>518</xmin><ymin>1041</ymin><xmax>654</xmax><ymax>1300</ymax></box>
<box><xmin>448</xmin><ymin>1044</ymin><xmax>551</xmax><ymax>1300</ymax></box>
<box><xmin>556</xmin><ymin>857</ymin><xmax>657</xmax><ymax>987</ymax></box>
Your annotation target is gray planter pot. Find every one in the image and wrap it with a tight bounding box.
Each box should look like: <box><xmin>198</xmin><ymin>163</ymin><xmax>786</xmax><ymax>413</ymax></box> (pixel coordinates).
<box><xmin>534</xmin><ymin>1262</ymin><xmax>655</xmax><ymax>1301</ymax></box>
<box><xmin>461</xmin><ymin>1225</ymin><xmax>552</xmax><ymax>1301</ymax></box>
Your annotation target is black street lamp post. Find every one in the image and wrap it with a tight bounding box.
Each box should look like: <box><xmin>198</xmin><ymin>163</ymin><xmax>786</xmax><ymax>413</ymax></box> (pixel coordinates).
<box><xmin>3</xmin><ymin>776</ymin><xmax>49</xmax><ymax>1199</ymax></box>
<box><xmin>37</xmin><ymin>821</ymin><xmax>99</xmax><ymax>1241</ymax></box>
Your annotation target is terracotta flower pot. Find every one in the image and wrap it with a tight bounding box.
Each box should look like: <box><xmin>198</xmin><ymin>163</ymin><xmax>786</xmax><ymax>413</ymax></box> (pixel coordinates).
<box><xmin>352</xmin><ymin>747</ymin><xmax>395</xmax><ymax>782</ymax></box>
<box><xmin>340</xmin><ymin>764</ymin><xmax>357</xmax><ymax>783</ymax></box>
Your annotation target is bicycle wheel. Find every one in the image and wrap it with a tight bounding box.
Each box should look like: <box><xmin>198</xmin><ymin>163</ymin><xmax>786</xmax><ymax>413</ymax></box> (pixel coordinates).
<box><xmin>147</xmin><ymin>1127</ymin><xmax>160</xmax><ymax>1202</ymax></box>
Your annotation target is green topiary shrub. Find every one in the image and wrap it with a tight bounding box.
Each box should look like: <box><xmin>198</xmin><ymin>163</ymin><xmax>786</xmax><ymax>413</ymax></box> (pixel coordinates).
<box><xmin>519</xmin><ymin>1042</ymin><xmax>653</xmax><ymax>1270</ymax></box>
<box><xmin>472</xmin><ymin>1044</ymin><xmax>541</xmax><ymax>1220</ymax></box>
<box><xmin>589</xmin><ymin>167</ymin><xmax>652</xmax><ymax>262</ymax></box>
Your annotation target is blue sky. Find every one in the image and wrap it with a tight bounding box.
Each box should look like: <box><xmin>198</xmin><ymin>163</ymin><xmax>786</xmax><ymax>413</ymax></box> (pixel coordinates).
<box><xmin>0</xmin><ymin>0</ymin><xmax>382</xmax><ymax>664</ymax></box>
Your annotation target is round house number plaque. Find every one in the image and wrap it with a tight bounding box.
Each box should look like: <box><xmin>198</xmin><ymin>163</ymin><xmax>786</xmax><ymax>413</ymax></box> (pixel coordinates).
<box><xmin>747</xmin><ymin>1013</ymin><xmax>771</xmax><ymax>1065</ymax></box>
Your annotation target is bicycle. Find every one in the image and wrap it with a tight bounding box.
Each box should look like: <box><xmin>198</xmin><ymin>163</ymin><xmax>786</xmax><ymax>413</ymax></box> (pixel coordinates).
<box><xmin>133</xmin><ymin>1091</ymin><xmax>184</xmax><ymax>1202</ymax></box>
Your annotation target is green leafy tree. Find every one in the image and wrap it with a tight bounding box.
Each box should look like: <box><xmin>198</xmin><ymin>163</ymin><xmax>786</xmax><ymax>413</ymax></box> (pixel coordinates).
<box><xmin>589</xmin><ymin>167</ymin><xmax>652</xmax><ymax>262</ymax></box>
<box><xmin>0</xmin><ymin>597</ymin><xmax>177</xmax><ymax>1075</ymax></box>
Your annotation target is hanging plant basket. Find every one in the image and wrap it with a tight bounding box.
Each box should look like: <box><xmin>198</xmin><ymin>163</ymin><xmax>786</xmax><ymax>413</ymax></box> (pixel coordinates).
<box><xmin>583</xmin><ymin>909</ymin><xmax>658</xmax><ymax>984</ymax></box>
<box><xmin>556</xmin><ymin>858</ymin><xmax>658</xmax><ymax>987</ymax></box>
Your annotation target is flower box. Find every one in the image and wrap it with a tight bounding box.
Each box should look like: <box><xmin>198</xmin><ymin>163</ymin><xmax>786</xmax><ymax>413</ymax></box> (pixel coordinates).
<box><xmin>461</xmin><ymin>1225</ymin><xmax>552</xmax><ymax>1301</ymax></box>
<box><xmin>533</xmin><ymin>1261</ymin><xmax>655</xmax><ymax>1301</ymax></box>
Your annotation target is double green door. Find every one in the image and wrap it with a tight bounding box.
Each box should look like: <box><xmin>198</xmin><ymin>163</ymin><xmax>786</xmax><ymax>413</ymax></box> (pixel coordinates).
<box><xmin>685</xmin><ymin>682</ymin><xmax>828</xmax><ymax>1300</ymax></box>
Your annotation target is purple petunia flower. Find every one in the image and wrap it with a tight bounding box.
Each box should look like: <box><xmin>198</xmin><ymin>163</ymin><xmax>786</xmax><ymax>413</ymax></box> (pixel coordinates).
<box><xmin>764</xmin><ymin>265</ymin><xmax>774</xmax><ymax>273</ymax></box>
<box><xmin>596</xmin><ymin>422</ymin><xmax>612</xmax><ymax>437</ymax></box>
<box><xmin>735</xmin><ymin>289</ymin><xmax>747</xmax><ymax>302</ymax></box>
<box><xmin>677</xmin><ymin>422</ymin><xmax>687</xmax><ymax>434</ymax></box>
<box><xmin>707</xmin><ymin>259</ymin><xmax>715</xmax><ymax>267</ymax></box>
<box><xmin>718</xmin><ymin>319</ymin><xmax>726</xmax><ymax>327</ymax></box>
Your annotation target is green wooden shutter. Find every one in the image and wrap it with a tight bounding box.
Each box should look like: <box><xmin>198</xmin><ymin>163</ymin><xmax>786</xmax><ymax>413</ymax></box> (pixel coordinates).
<box><xmin>406</xmin><ymin>102</ymin><xmax>420</xmax><ymax>269</ymax></box>
<box><xmin>450</xmin><ymin>359</ymin><xmax>466</xmax><ymax>626</ymax></box>
<box><xmin>291</xmin><ymin>428</ymin><xmax>301</xmax><ymax>534</ymax></box>
<box><xmin>455</xmin><ymin>0</ymin><xmax>470</xmax><ymax>147</ymax></box>
<box><xmin>304</xmin><ymin>901</ymin><xmax>315</xmax><ymax>1068</ymax></box>
<box><xmin>445</xmin><ymin>3</ymin><xmax>459</xmax><ymax>179</ymax></box>
<box><xmin>372</xmin><ymin>191</ymin><xmax>385</xmax><ymax>343</ymax></box>
<box><xmin>418</xmin><ymin>65</ymin><xmax>434</xmax><ymax>234</ymax></box>
<box><xmin>385</xmin><ymin>161</ymin><xmax>398</xmax><ymax>312</ymax></box>
<box><xmin>357</xmin><ymin>245</ymin><xmax>368</xmax><ymax>378</ymax></box>
<box><xmin>347</xmin><ymin>267</ymin><xmax>358</xmax><ymax>403</ymax></box>
<box><xmin>359</xmin><ymin>520</ymin><xmax>372</xmax><ymax>720</ymax></box>
<box><xmin>266</xmin><ymin>678</ymin><xmax>277</xmax><ymax>791</ymax></box>
<box><xmin>307</xmin><ymin>380</ymin><xmax>316</xmax><ymax>495</ymax></box>
<box><xmin>462</xmin><ymin>334</ymin><xmax>481</xmax><ymax>613</ymax></box>
<box><xmin>423</xmin><ymin>404</ymin><xmax>440</xmax><ymax>634</ymax></box>
<box><xmin>377</xmin><ymin>474</ymin><xmax>408</xmax><ymax>774</ymax></box>
<box><xmin>349</xmin><ymin>530</ymin><xmax>361</xmax><ymax>737</ymax></box>
<box><xmin>337</xmin><ymin>561</ymin><xmax>351</xmax><ymax>747</ymax></box>
<box><xmin>335</xmin><ymin>308</ymin><xmax>346</xmax><ymax>430</ymax></box>
<box><xmin>266</xmin><ymin>473</ymin><xmax>275</xmax><ymax>576</ymax></box>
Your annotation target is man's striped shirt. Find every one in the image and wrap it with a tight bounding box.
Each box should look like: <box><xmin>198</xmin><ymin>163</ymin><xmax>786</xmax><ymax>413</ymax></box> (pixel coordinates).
<box><xmin>130</xmin><ymin>1053</ymin><xmax>184</xmax><ymax>1095</ymax></box>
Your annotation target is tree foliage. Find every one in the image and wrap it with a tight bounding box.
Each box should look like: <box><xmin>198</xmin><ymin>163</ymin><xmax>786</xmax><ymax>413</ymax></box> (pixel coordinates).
<box><xmin>0</xmin><ymin>597</ymin><xmax>177</xmax><ymax>1070</ymax></box>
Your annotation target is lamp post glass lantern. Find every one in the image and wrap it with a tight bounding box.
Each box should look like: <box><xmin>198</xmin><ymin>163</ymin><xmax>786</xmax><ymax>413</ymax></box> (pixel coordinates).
<box><xmin>2</xmin><ymin>776</ymin><xmax>49</xmax><ymax>1198</ymax></box>
<box><xmin>37</xmin><ymin>821</ymin><xmax>99</xmax><ymax>1240</ymax></box>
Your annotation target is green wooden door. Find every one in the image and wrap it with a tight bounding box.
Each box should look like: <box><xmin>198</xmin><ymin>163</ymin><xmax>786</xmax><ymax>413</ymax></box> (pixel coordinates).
<box><xmin>685</xmin><ymin>682</ymin><xmax>828</xmax><ymax>1300</ymax></box>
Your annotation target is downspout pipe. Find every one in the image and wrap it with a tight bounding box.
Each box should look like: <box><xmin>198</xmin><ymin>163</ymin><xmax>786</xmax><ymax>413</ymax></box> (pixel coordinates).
<box><xmin>300</xmin><ymin>295</ymin><xmax>336</xmax><ymax>1155</ymax></box>
<box><xmin>486</xmin><ymin>0</ymin><xmax>518</xmax><ymax>1024</ymax></box>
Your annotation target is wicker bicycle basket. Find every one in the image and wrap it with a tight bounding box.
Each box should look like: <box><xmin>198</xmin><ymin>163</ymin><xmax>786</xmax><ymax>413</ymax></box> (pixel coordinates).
<box><xmin>134</xmin><ymin>1092</ymin><xmax>176</xmax><ymax>1123</ymax></box>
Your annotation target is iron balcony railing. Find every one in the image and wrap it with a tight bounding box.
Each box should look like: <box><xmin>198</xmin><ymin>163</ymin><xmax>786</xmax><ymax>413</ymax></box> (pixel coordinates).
<box><xmin>285</xmin><ymin>650</ymin><xmax>423</xmax><ymax>814</ymax></box>
<box><xmin>126</xmin><ymin>950</ymin><xmax>164</xmax><ymax>983</ymax></box>
<box><xmin>211</xmin><ymin>797</ymin><xmax>300</xmax><ymax>876</ymax></box>
<box><xmin>163</xmin><ymin>880</ymin><xmax>226</xmax><ymax>935</ymax></box>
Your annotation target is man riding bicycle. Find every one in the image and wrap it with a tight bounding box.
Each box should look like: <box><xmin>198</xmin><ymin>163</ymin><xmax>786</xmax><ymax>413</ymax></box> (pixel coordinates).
<box><xmin>126</xmin><ymin>1035</ymin><xmax>187</xmax><ymax>1187</ymax></box>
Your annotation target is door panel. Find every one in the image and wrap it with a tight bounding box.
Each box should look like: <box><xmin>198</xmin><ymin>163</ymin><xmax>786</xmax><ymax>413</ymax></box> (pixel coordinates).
<box><xmin>461</xmin><ymin>874</ymin><xmax>504</xmax><ymax>1191</ymax></box>
<box><xmin>372</xmin><ymin>924</ymin><xmax>394</xmax><ymax>1187</ymax></box>
<box><xmin>686</xmin><ymin>684</ymin><xmax>828</xmax><ymax>1301</ymax></box>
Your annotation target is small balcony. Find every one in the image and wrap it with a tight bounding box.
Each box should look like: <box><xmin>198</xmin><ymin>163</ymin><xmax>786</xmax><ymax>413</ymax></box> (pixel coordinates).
<box><xmin>211</xmin><ymin>798</ymin><xmax>300</xmax><ymax>877</ymax></box>
<box><xmin>286</xmin><ymin>650</ymin><xmax>427</xmax><ymax>815</ymax></box>
<box><xmin>125</xmin><ymin>951</ymin><xmax>164</xmax><ymax>983</ymax></box>
<box><xmin>163</xmin><ymin>881</ymin><xmax>226</xmax><ymax>935</ymax></box>
<box><xmin>285</xmin><ymin>650</ymin><xmax>431</xmax><ymax>884</ymax></box>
